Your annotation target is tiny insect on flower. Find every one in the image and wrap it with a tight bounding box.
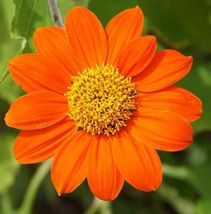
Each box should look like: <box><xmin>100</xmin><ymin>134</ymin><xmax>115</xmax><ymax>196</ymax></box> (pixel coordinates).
<box><xmin>5</xmin><ymin>6</ymin><xmax>202</xmax><ymax>200</ymax></box>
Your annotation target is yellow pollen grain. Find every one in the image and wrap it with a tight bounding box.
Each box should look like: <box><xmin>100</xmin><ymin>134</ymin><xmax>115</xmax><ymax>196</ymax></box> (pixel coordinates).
<box><xmin>65</xmin><ymin>64</ymin><xmax>136</xmax><ymax>136</ymax></box>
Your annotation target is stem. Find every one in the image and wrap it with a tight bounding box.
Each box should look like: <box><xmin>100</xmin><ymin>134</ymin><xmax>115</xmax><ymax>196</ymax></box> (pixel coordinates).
<box><xmin>0</xmin><ymin>67</ymin><xmax>9</xmax><ymax>82</ymax></box>
<box><xmin>48</xmin><ymin>0</ymin><xmax>64</xmax><ymax>27</ymax></box>
<box><xmin>17</xmin><ymin>161</ymin><xmax>51</xmax><ymax>214</ymax></box>
<box><xmin>85</xmin><ymin>198</ymin><xmax>112</xmax><ymax>214</ymax></box>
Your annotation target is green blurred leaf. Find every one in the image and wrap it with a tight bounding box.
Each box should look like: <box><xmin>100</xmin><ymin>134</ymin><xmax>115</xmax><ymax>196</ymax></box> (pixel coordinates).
<box><xmin>158</xmin><ymin>184</ymin><xmax>194</xmax><ymax>214</ymax></box>
<box><xmin>89</xmin><ymin>0</ymin><xmax>136</xmax><ymax>26</ymax></box>
<box><xmin>0</xmin><ymin>99</ymin><xmax>19</xmax><ymax>194</ymax></box>
<box><xmin>58</xmin><ymin>0</ymin><xmax>91</xmax><ymax>20</ymax></box>
<box><xmin>11</xmin><ymin>0</ymin><xmax>91</xmax><ymax>52</ymax></box>
<box><xmin>187</xmin><ymin>143</ymin><xmax>208</xmax><ymax>167</ymax></box>
<box><xmin>0</xmin><ymin>75</ymin><xmax>23</xmax><ymax>103</ymax></box>
<box><xmin>0</xmin><ymin>0</ymin><xmax>23</xmax><ymax>101</ymax></box>
<box><xmin>0</xmin><ymin>132</ymin><xmax>19</xmax><ymax>194</ymax></box>
<box><xmin>198</xmin><ymin>64</ymin><xmax>211</xmax><ymax>87</ymax></box>
<box><xmin>163</xmin><ymin>164</ymin><xmax>191</xmax><ymax>180</ymax></box>
<box><xmin>185</xmin><ymin>135</ymin><xmax>211</xmax><ymax>199</ymax></box>
<box><xmin>189</xmin><ymin>162</ymin><xmax>211</xmax><ymax>198</ymax></box>
<box><xmin>140</xmin><ymin>0</ymin><xmax>189</xmax><ymax>48</ymax></box>
<box><xmin>140</xmin><ymin>0</ymin><xmax>211</xmax><ymax>52</ymax></box>
<box><xmin>0</xmin><ymin>1</ymin><xmax>9</xmax><ymax>43</ymax></box>
<box><xmin>0</xmin><ymin>0</ymin><xmax>21</xmax><ymax>79</ymax></box>
<box><xmin>196</xmin><ymin>198</ymin><xmax>211</xmax><ymax>214</ymax></box>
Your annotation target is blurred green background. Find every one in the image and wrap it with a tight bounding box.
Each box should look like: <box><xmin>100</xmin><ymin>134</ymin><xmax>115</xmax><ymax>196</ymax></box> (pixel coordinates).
<box><xmin>0</xmin><ymin>0</ymin><xmax>211</xmax><ymax>213</ymax></box>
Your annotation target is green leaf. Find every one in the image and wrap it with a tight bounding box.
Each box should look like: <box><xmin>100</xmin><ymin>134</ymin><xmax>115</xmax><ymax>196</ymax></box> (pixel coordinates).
<box><xmin>196</xmin><ymin>198</ymin><xmax>211</xmax><ymax>214</ymax></box>
<box><xmin>11</xmin><ymin>0</ymin><xmax>92</xmax><ymax>52</ymax></box>
<box><xmin>158</xmin><ymin>184</ymin><xmax>194</xmax><ymax>214</ymax></box>
<box><xmin>198</xmin><ymin>64</ymin><xmax>211</xmax><ymax>87</ymax></box>
<box><xmin>0</xmin><ymin>99</ymin><xmax>19</xmax><ymax>194</ymax></box>
<box><xmin>11</xmin><ymin>0</ymin><xmax>53</xmax><ymax>52</ymax></box>
<box><xmin>189</xmin><ymin>162</ymin><xmax>211</xmax><ymax>198</ymax></box>
<box><xmin>89</xmin><ymin>0</ymin><xmax>136</xmax><ymax>26</ymax></box>
<box><xmin>58</xmin><ymin>0</ymin><xmax>91</xmax><ymax>20</ymax></box>
<box><xmin>0</xmin><ymin>74</ymin><xmax>23</xmax><ymax>103</ymax></box>
<box><xmin>163</xmin><ymin>164</ymin><xmax>191</xmax><ymax>180</ymax></box>
<box><xmin>140</xmin><ymin>0</ymin><xmax>211</xmax><ymax>52</ymax></box>
<box><xmin>0</xmin><ymin>131</ymin><xmax>19</xmax><ymax>194</ymax></box>
<box><xmin>0</xmin><ymin>0</ymin><xmax>21</xmax><ymax>79</ymax></box>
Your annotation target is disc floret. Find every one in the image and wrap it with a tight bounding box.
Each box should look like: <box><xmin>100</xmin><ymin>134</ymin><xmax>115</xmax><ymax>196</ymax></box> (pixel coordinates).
<box><xmin>66</xmin><ymin>64</ymin><xmax>136</xmax><ymax>136</ymax></box>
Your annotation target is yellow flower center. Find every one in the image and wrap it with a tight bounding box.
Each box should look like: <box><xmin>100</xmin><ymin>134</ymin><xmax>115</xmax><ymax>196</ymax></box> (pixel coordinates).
<box><xmin>66</xmin><ymin>64</ymin><xmax>136</xmax><ymax>136</ymax></box>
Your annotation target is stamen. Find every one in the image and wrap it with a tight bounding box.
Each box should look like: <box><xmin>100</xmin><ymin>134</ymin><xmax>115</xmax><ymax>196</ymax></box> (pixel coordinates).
<box><xmin>65</xmin><ymin>64</ymin><xmax>136</xmax><ymax>136</ymax></box>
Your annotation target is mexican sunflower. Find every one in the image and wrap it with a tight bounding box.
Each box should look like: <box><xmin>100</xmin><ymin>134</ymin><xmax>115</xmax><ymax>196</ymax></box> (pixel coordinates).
<box><xmin>5</xmin><ymin>6</ymin><xmax>202</xmax><ymax>200</ymax></box>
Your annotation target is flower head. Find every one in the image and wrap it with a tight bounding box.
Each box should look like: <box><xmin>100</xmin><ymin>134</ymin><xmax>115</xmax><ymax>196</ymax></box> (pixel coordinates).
<box><xmin>5</xmin><ymin>6</ymin><xmax>202</xmax><ymax>200</ymax></box>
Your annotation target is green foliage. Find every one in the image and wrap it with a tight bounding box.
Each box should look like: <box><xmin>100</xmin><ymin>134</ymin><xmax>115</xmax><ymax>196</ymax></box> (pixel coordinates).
<box><xmin>89</xmin><ymin>0</ymin><xmax>136</xmax><ymax>26</ymax></box>
<box><xmin>0</xmin><ymin>132</ymin><xmax>19</xmax><ymax>194</ymax></box>
<box><xmin>0</xmin><ymin>0</ymin><xmax>20</xmax><ymax>196</ymax></box>
<box><xmin>140</xmin><ymin>0</ymin><xmax>211</xmax><ymax>52</ymax></box>
<box><xmin>11</xmin><ymin>0</ymin><xmax>53</xmax><ymax>52</ymax></box>
<box><xmin>196</xmin><ymin>198</ymin><xmax>211</xmax><ymax>214</ymax></box>
<box><xmin>0</xmin><ymin>0</ymin><xmax>21</xmax><ymax>79</ymax></box>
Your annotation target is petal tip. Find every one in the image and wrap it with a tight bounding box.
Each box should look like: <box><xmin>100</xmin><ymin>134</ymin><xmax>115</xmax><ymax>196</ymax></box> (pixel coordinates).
<box><xmin>147</xmin><ymin>35</ymin><xmax>157</xmax><ymax>43</ymax></box>
<box><xmin>51</xmin><ymin>174</ymin><xmax>63</xmax><ymax>196</ymax></box>
<box><xmin>4</xmin><ymin>112</ymin><xmax>12</xmax><ymax>127</ymax></box>
<box><xmin>134</xmin><ymin>5</ymin><xmax>143</xmax><ymax>14</ymax></box>
<box><xmin>66</xmin><ymin>6</ymin><xmax>90</xmax><ymax>17</ymax></box>
<box><xmin>187</xmin><ymin>56</ymin><xmax>193</xmax><ymax>65</ymax></box>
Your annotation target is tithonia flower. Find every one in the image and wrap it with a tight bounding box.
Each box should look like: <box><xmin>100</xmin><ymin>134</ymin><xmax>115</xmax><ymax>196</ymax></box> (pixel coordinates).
<box><xmin>5</xmin><ymin>6</ymin><xmax>202</xmax><ymax>200</ymax></box>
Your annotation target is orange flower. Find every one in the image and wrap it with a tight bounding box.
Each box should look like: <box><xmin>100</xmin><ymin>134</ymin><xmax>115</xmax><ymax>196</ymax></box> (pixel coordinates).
<box><xmin>5</xmin><ymin>7</ymin><xmax>202</xmax><ymax>200</ymax></box>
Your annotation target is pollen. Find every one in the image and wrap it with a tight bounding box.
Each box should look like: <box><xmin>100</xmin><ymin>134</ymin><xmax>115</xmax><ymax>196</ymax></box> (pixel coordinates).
<box><xmin>65</xmin><ymin>64</ymin><xmax>136</xmax><ymax>136</ymax></box>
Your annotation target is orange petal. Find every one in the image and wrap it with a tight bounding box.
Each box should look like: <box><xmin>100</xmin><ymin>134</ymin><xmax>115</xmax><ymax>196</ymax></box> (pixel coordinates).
<box><xmin>138</xmin><ymin>86</ymin><xmax>202</xmax><ymax>122</ymax></box>
<box><xmin>34</xmin><ymin>27</ymin><xmax>81</xmax><ymax>75</ymax></box>
<box><xmin>14</xmin><ymin>119</ymin><xmax>75</xmax><ymax>164</ymax></box>
<box><xmin>128</xmin><ymin>109</ymin><xmax>193</xmax><ymax>151</ymax></box>
<box><xmin>51</xmin><ymin>130</ymin><xmax>91</xmax><ymax>195</ymax></box>
<box><xmin>5</xmin><ymin>91</ymin><xmax>67</xmax><ymax>130</ymax></box>
<box><xmin>112</xmin><ymin>131</ymin><xmax>162</xmax><ymax>191</ymax></box>
<box><xmin>133</xmin><ymin>50</ymin><xmax>193</xmax><ymax>92</ymax></box>
<box><xmin>106</xmin><ymin>7</ymin><xmax>143</xmax><ymax>64</ymax></box>
<box><xmin>87</xmin><ymin>136</ymin><xmax>124</xmax><ymax>200</ymax></box>
<box><xmin>117</xmin><ymin>36</ymin><xmax>157</xmax><ymax>77</ymax></box>
<box><xmin>8</xmin><ymin>54</ymin><xmax>70</xmax><ymax>94</ymax></box>
<box><xmin>65</xmin><ymin>7</ymin><xmax>107</xmax><ymax>69</ymax></box>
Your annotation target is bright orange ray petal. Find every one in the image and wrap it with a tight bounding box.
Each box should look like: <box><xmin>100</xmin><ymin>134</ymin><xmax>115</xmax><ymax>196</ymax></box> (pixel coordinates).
<box><xmin>137</xmin><ymin>86</ymin><xmax>202</xmax><ymax>122</ymax></box>
<box><xmin>34</xmin><ymin>27</ymin><xmax>81</xmax><ymax>75</ymax></box>
<box><xmin>117</xmin><ymin>36</ymin><xmax>157</xmax><ymax>77</ymax></box>
<box><xmin>112</xmin><ymin>131</ymin><xmax>162</xmax><ymax>191</ymax></box>
<box><xmin>5</xmin><ymin>91</ymin><xmax>67</xmax><ymax>130</ymax></box>
<box><xmin>65</xmin><ymin>7</ymin><xmax>107</xmax><ymax>69</ymax></box>
<box><xmin>8</xmin><ymin>54</ymin><xmax>70</xmax><ymax>94</ymax></box>
<box><xmin>14</xmin><ymin>119</ymin><xmax>75</xmax><ymax>164</ymax></box>
<box><xmin>106</xmin><ymin>7</ymin><xmax>143</xmax><ymax>65</ymax></box>
<box><xmin>133</xmin><ymin>50</ymin><xmax>193</xmax><ymax>92</ymax></box>
<box><xmin>128</xmin><ymin>108</ymin><xmax>193</xmax><ymax>151</ymax></box>
<box><xmin>51</xmin><ymin>130</ymin><xmax>91</xmax><ymax>195</ymax></box>
<box><xmin>87</xmin><ymin>136</ymin><xmax>124</xmax><ymax>200</ymax></box>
